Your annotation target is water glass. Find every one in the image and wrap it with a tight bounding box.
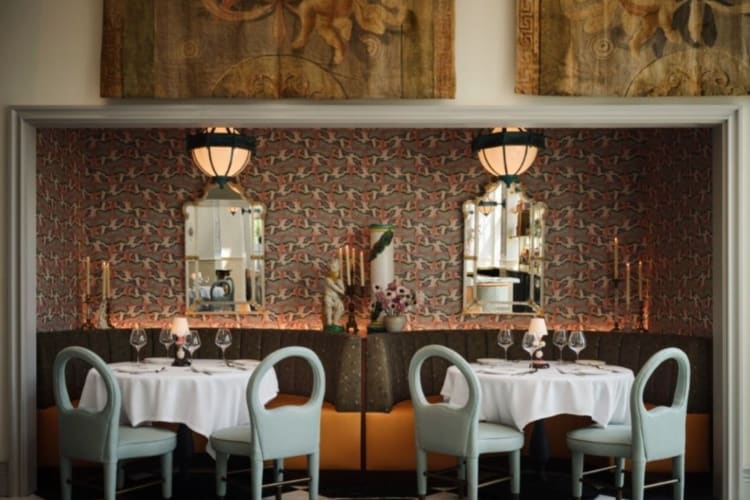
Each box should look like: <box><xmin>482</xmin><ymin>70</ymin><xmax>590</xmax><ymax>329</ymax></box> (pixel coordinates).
<box><xmin>553</xmin><ymin>329</ymin><xmax>568</xmax><ymax>361</ymax></box>
<box><xmin>159</xmin><ymin>327</ymin><xmax>175</xmax><ymax>357</ymax></box>
<box><xmin>215</xmin><ymin>328</ymin><xmax>232</xmax><ymax>363</ymax></box>
<box><xmin>568</xmin><ymin>330</ymin><xmax>586</xmax><ymax>361</ymax></box>
<box><xmin>497</xmin><ymin>329</ymin><xmax>513</xmax><ymax>361</ymax></box>
<box><xmin>521</xmin><ymin>331</ymin><xmax>537</xmax><ymax>367</ymax></box>
<box><xmin>129</xmin><ymin>327</ymin><xmax>147</xmax><ymax>364</ymax></box>
<box><xmin>184</xmin><ymin>330</ymin><xmax>201</xmax><ymax>359</ymax></box>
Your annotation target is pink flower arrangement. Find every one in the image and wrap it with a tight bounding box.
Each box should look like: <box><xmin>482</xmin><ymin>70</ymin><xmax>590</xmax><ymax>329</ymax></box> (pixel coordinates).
<box><xmin>373</xmin><ymin>280</ymin><xmax>416</xmax><ymax>317</ymax></box>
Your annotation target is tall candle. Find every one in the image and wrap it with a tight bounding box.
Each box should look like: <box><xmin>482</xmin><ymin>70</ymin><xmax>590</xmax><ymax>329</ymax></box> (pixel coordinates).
<box><xmin>625</xmin><ymin>262</ymin><xmax>631</xmax><ymax>310</ymax></box>
<box><xmin>638</xmin><ymin>260</ymin><xmax>643</xmax><ymax>300</ymax></box>
<box><xmin>359</xmin><ymin>250</ymin><xmax>365</xmax><ymax>284</ymax></box>
<box><xmin>85</xmin><ymin>256</ymin><xmax>91</xmax><ymax>296</ymax></box>
<box><xmin>338</xmin><ymin>247</ymin><xmax>343</xmax><ymax>278</ymax></box>
<box><xmin>107</xmin><ymin>262</ymin><xmax>113</xmax><ymax>298</ymax></box>
<box><xmin>613</xmin><ymin>237</ymin><xmax>619</xmax><ymax>279</ymax></box>
<box><xmin>101</xmin><ymin>261</ymin><xmax>107</xmax><ymax>300</ymax></box>
<box><xmin>345</xmin><ymin>245</ymin><xmax>351</xmax><ymax>285</ymax></box>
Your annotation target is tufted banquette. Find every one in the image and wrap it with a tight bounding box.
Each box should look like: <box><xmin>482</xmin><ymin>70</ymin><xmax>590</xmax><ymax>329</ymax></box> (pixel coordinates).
<box><xmin>37</xmin><ymin>329</ymin><xmax>362</xmax><ymax>470</ymax></box>
<box><xmin>364</xmin><ymin>330</ymin><xmax>712</xmax><ymax>473</ymax></box>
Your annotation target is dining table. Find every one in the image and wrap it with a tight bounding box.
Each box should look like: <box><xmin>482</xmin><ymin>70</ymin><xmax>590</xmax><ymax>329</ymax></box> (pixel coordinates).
<box><xmin>77</xmin><ymin>357</ymin><xmax>279</xmax><ymax>461</ymax></box>
<box><xmin>440</xmin><ymin>359</ymin><xmax>635</xmax><ymax>476</ymax></box>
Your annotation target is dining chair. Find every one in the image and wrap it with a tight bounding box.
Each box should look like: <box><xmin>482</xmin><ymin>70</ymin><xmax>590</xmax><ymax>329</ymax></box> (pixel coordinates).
<box><xmin>566</xmin><ymin>347</ymin><xmax>690</xmax><ymax>500</ymax></box>
<box><xmin>53</xmin><ymin>346</ymin><xmax>177</xmax><ymax>500</ymax></box>
<box><xmin>408</xmin><ymin>345</ymin><xmax>524</xmax><ymax>500</ymax></box>
<box><xmin>210</xmin><ymin>346</ymin><xmax>325</xmax><ymax>500</ymax></box>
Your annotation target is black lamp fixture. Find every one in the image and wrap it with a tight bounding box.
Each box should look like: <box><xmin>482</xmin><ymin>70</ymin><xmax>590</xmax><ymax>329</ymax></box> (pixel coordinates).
<box><xmin>471</xmin><ymin>127</ymin><xmax>545</xmax><ymax>187</ymax></box>
<box><xmin>186</xmin><ymin>127</ymin><xmax>256</xmax><ymax>188</ymax></box>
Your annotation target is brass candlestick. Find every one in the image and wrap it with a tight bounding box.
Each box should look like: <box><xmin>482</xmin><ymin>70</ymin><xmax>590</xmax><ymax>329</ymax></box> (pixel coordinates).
<box><xmin>345</xmin><ymin>285</ymin><xmax>365</xmax><ymax>334</ymax></box>
<box><xmin>81</xmin><ymin>294</ymin><xmax>96</xmax><ymax>329</ymax></box>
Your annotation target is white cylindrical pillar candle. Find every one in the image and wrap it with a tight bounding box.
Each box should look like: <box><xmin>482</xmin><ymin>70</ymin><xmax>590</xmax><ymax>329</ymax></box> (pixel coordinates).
<box><xmin>369</xmin><ymin>224</ymin><xmax>394</xmax><ymax>331</ymax></box>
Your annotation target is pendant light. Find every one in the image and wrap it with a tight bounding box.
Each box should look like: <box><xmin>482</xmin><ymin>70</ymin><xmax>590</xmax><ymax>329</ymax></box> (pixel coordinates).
<box><xmin>471</xmin><ymin>127</ymin><xmax>545</xmax><ymax>186</ymax></box>
<box><xmin>187</xmin><ymin>127</ymin><xmax>256</xmax><ymax>188</ymax></box>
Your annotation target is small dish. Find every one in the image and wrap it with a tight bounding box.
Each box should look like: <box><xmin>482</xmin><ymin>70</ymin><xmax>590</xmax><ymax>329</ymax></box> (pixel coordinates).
<box><xmin>476</xmin><ymin>358</ymin><xmax>504</xmax><ymax>365</ymax></box>
<box><xmin>575</xmin><ymin>359</ymin><xmax>605</xmax><ymax>367</ymax></box>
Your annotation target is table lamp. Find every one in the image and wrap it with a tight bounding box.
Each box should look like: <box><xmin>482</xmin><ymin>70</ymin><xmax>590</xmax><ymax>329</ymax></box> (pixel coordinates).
<box><xmin>171</xmin><ymin>317</ymin><xmax>191</xmax><ymax>366</ymax></box>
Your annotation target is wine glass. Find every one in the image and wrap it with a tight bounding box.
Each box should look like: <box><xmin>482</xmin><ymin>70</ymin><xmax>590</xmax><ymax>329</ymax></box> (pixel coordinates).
<box><xmin>215</xmin><ymin>328</ymin><xmax>232</xmax><ymax>364</ymax></box>
<box><xmin>159</xmin><ymin>327</ymin><xmax>175</xmax><ymax>358</ymax></box>
<box><xmin>553</xmin><ymin>329</ymin><xmax>568</xmax><ymax>362</ymax></box>
<box><xmin>184</xmin><ymin>330</ymin><xmax>201</xmax><ymax>360</ymax></box>
<box><xmin>129</xmin><ymin>326</ymin><xmax>147</xmax><ymax>365</ymax></box>
<box><xmin>568</xmin><ymin>330</ymin><xmax>587</xmax><ymax>362</ymax></box>
<box><xmin>497</xmin><ymin>329</ymin><xmax>513</xmax><ymax>361</ymax></box>
<box><xmin>521</xmin><ymin>331</ymin><xmax>538</xmax><ymax>367</ymax></box>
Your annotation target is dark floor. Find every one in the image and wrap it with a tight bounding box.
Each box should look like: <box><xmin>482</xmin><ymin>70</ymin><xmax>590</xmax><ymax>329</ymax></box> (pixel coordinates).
<box><xmin>36</xmin><ymin>456</ymin><xmax>714</xmax><ymax>499</ymax></box>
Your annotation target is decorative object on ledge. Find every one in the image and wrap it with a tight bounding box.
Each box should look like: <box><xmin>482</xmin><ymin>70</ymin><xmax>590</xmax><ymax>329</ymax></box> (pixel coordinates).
<box><xmin>170</xmin><ymin>317</ymin><xmax>191</xmax><ymax>367</ymax></box>
<box><xmin>100</xmin><ymin>0</ymin><xmax>455</xmax><ymax>99</ymax></box>
<box><xmin>471</xmin><ymin>127</ymin><xmax>545</xmax><ymax>187</ymax></box>
<box><xmin>187</xmin><ymin>127</ymin><xmax>256</xmax><ymax>189</ymax></box>
<box><xmin>611</xmin><ymin>238</ymin><xmax>650</xmax><ymax>332</ymax></box>
<box><xmin>368</xmin><ymin>224</ymin><xmax>395</xmax><ymax>332</ymax></box>
<box><xmin>527</xmin><ymin>316</ymin><xmax>549</xmax><ymax>369</ymax></box>
<box><xmin>323</xmin><ymin>257</ymin><xmax>346</xmax><ymax>333</ymax></box>
<box><xmin>94</xmin><ymin>260</ymin><xmax>113</xmax><ymax>329</ymax></box>
<box><xmin>375</xmin><ymin>281</ymin><xmax>416</xmax><ymax>333</ymax></box>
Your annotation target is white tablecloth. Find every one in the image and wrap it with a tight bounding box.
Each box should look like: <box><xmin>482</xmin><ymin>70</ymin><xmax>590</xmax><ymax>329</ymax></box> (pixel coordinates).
<box><xmin>78</xmin><ymin>358</ymin><xmax>279</xmax><ymax>455</ymax></box>
<box><xmin>440</xmin><ymin>361</ymin><xmax>634</xmax><ymax>431</ymax></box>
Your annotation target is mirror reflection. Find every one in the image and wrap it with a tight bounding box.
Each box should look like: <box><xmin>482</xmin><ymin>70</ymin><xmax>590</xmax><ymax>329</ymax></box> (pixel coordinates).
<box><xmin>463</xmin><ymin>182</ymin><xmax>545</xmax><ymax>315</ymax></box>
<box><xmin>184</xmin><ymin>184</ymin><xmax>265</xmax><ymax>314</ymax></box>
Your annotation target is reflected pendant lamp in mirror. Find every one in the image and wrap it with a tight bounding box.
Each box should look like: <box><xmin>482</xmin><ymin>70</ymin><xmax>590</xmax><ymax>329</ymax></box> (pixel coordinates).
<box><xmin>471</xmin><ymin>127</ymin><xmax>545</xmax><ymax>186</ymax></box>
<box><xmin>186</xmin><ymin>127</ymin><xmax>256</xmax><ymax>188</ymax></box>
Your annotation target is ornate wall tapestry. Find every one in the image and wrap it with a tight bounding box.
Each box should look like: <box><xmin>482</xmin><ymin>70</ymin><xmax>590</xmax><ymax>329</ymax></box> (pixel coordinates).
<box><xmin>516</xmin><ymin>0</ymin><xmax>750</xmax><ymax>96</ymax></box>
<box><xmin>37</xmin><ymin>128</ymin><xmax>712</xmax><ymax>336</ymax></box>
<box><xmin>101</xmin><ymin>0</ymin><xmax>455</xmax><ymax>98</ymax></box>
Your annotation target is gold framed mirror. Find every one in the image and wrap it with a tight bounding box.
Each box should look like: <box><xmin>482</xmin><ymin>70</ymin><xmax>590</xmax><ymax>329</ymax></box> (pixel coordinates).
<box><xmin>184</xmin><ymin>183</ymin><xmax>265</xmax><ymax>315</ymax></box>
<box><xmin>462</xmin><ymin>182</ymin><xmax>545</xmax><ymax>315</ymax></box>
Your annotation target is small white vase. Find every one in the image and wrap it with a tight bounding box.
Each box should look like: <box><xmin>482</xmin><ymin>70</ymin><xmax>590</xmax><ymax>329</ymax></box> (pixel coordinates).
<box><xmin>383</xmin><ymin>315</ymin><xmax>406</xmax><ymax>333</ymax></box>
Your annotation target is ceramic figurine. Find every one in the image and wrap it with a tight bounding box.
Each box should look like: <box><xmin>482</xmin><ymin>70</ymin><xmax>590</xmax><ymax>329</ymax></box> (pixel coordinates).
<box><xmin>323</xmin><ymin>257</ymin><xmax>346</xmax><ymax>332</ymax></box>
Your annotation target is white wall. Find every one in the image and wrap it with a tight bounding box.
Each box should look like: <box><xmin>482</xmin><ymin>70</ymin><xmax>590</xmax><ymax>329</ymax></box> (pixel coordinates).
<box><xmin>1</xmin><ymin>0</ymin><xmax>748</xmax><ymax>491</ymax></box>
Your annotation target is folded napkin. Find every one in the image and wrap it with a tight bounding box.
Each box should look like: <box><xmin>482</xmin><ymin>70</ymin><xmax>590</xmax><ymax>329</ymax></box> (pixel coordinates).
<box><xmin>556</xmin><ymin>365</ymin><xmax>604</xmax><ymax>376</ymax></box>
<box><xmin>476</xmin><ymin>365</ymin><xmax>535</xmax><ymax>376</ymax></box>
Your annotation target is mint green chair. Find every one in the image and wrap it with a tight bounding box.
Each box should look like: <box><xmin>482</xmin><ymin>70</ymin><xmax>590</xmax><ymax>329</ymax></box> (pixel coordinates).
<box><xmin>408</xmin><ymin>345</ymin><xmax>524</xmax><ymax>500</ymax></box>
<box><xmin>53</xmin><ymin>346</ymin><xmax>177</xmax><ymax>500</ymax></box>
<box><xmin>566</xmin><ymin>347</ymin><xmax>690</xmax><ymax>500</ymax></box>
<box><xmin>210</xmin><ymin>346</ymin><xmax>325</xmax><ymax>500</ymax></box>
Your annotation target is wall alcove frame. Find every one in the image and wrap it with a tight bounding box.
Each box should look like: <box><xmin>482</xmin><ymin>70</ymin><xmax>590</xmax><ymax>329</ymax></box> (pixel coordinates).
<box><xmin>6</xmin><ymin>104</ymin><xmax>744</xmax><ymax>499</ymax></box>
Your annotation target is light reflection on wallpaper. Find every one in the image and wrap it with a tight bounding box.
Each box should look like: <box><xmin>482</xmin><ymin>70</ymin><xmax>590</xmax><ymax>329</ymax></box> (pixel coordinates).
<box><xmin>36</xmin><ymin>128</ymin><xmax>712</xmax><ymax>336</ymax></box>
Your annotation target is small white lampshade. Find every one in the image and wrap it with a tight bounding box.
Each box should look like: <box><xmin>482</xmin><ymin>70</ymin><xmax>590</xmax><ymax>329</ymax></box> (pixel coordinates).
<box><xmin>187</xmin><ymin>127</ymin><xmax>256</xmax><ymax>188</ymax></box>
<box><xmin>528</xmin><ymin>317</ymin><xmax>548</xmax><ymax>340</ymax></box>
<box><xmin>170</xmin><ymin>317</ymin><xmax>190</xmax><ymax>338</ymax></box>
<box><xmin>471</xmin><ymin>127</ymin><xmax>545</xmax><ymax>186</ymax></box>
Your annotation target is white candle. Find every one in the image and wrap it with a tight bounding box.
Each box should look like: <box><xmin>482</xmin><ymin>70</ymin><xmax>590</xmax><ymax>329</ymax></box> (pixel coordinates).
<box><xmin>613</xmin><ymin>237</ymin><xmax>619</xmax><ymax>279</ymax></box>
<box><xmin>338</xmin><ymin>247</ymin><xmax>344</xmax><ymax>279</ymax></box>
<box><xmin>107</xmin><ymin>262</ymin><xmax>113</xmax><ymax>298</ymax></box>
<box><xmin>359</xmin><ymin>250</ymin><xmax>365</xmax><ymax>285</ymax></box>
<box><xmin>625</xmin><ymin>262</ymin><xmax>631</xmax><ymax>310</ymax></box>
<box><xmin>101</xmin><ymin>261</ymin><xmax>107</xmax><ymax>300</ymax></box>
<box><xmin>345</xmin><ymin>245</ymin><xmax>351</xmax><ymax>286</ymax></box>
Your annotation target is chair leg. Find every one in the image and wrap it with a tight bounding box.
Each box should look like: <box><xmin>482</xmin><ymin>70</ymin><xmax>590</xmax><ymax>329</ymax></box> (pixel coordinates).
<box><xmin>274</xmin><ymin>459</ymin><xmax>283</xmax><ymax>500</ymax></box>
<box><xmin>103</xmin><ymin>462</ymin><xmax>117</xmax><ymax>500</ymax></box>
<box><xmin>509</xmin><ymin>449</ymin><xmax>521</xmax><ymax>497</ymax></box>
<box><xmin>570</xmin><ymin>450</ymin><xmax>584</xmax><ymax>500</ymax></box>
<box><xmin>631</xmin><ymin>459</ymin><xmax>646</xmax><ymax>500</ymax></box>
<box><xmin>673</xmin><ymin>454</ymin><xmax>685</xmax><ymax>500</ymax></box>
<box><xmin>465</xmin><ymin>456</ymin><xmax>478</xmax><ymax>500</ymax></box>
<box><xmin>161</xmin><ymin>451</ymin><xmax>173</xmax><ymax>499</ymax></box>
<box><xmin>415</xmin><ymin>447</ymin><xmax>427</xmax><ymax>499</ymax></box>
<box><xmin>251</xmin><ymin>458</ymin><xmax>264</xmax><ymax>500</ymax></box>
<box><xmin>308</xmin><ymin>452</ymin><xmax>320</xmax><ymax>500</ymax></box>
<box><xmin>215</xmin><ymin>451</ymin><xmax>229</xmax><ymax>499</ymax></box>
<box><xmin>59</xmin><ymin>455</ymin><xmax>72</xmax><ymax>500</ymax></box>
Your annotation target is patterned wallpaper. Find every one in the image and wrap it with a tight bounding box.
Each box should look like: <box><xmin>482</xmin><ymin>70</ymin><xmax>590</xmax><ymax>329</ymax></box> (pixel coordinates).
<box><xmin>36</xmin><ymin>127</ymin><xmax>713</xmax><ymax>336</ymax></box>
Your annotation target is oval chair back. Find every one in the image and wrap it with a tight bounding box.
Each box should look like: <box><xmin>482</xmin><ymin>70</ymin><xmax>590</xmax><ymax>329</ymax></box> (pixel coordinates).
<box><xmin>631</xmin><ymin>346</ymin><xmax>691</xmax><ymax>463</ymax></box>
<box><xmin>247</xmin><ymin>346</ymin><xmax>325</xmax><ymax>461</ymax></box>
<box><xmin>54</xmin><ymin>346</ymin><xmax>121</xmax><ymax>463</ymax></box>
<box><xmin>408</xmin><ymin>345</ymin><xmax>481</xmax><ymax>458</ymax></box>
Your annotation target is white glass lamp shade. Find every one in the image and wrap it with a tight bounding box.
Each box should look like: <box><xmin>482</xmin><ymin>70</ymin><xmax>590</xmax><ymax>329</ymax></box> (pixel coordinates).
<box><xmin>170</xmin><ymin>317</ymin><xmax>190</xmax><ymax>338</ymax></box>
<box><xmin>471</xmin><ymin>127</ymin><xmax>545</xmax><ymax>186</ymax></box>
<box><xmin>187</xmin><ymin>127</ymin><xmax>255</xmax><ymax>188</ymax></box>
<box><xmin>528</xmin><ymin>317</ymin><xmax>548</xmax><ymax>341</ymax></box>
